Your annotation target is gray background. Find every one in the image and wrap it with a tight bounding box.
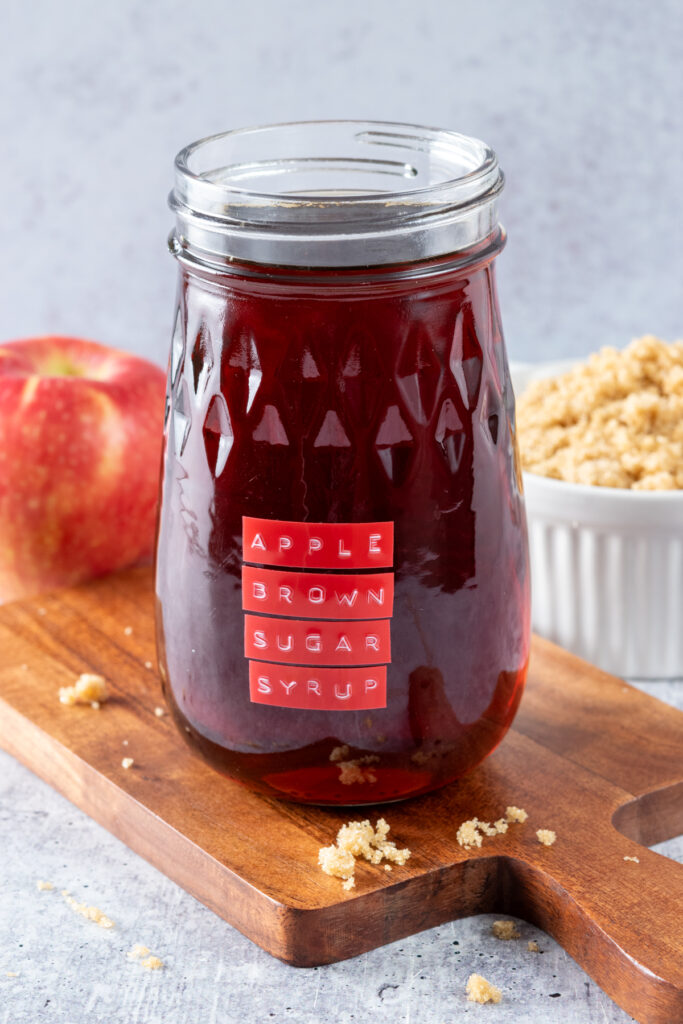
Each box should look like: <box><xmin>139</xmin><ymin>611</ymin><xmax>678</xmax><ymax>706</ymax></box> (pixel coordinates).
<box><xmin>1</xmin><ymin>2</ymin><xmax>682</xmax><ymax>1022</ymax></box>
<box><xmin>2</xmin><ymin>0</ymin><xmax>683</xmax><ymax>367</ymax></box>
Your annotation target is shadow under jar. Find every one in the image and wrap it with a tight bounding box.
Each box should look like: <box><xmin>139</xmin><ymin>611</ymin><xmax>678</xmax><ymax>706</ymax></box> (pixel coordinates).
<box><xmin>156</xmin><ymin>121</ymin><xmax>530</xmax><ymax>805</ymax></box>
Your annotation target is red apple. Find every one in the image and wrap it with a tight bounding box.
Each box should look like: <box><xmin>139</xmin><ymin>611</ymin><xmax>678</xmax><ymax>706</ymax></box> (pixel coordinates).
<box><xmin>0</xmin><ymin>336</ymin><xmax>167</xmax><ymax>602</ymax></box>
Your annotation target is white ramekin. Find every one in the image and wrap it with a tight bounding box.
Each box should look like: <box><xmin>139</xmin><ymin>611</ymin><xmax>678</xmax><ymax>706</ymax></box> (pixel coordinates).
<box><xmin>511</xmin><ymin>361</ymin><xmax>683</xmax><ymax>679</ymax></box>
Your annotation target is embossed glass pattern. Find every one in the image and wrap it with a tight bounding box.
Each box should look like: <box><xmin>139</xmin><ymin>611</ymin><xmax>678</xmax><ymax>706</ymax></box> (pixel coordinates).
<box><xmin>156</xmin><ymin>122</ymin><xmax>530</xmax><ymax>804</ymax></box>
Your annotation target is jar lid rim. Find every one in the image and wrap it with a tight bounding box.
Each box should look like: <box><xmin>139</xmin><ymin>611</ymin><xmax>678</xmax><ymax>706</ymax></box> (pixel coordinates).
<box><xmin>174</xmin><ymin>120</ymin><xmax>501</xmax><ymax>210</ymax></box>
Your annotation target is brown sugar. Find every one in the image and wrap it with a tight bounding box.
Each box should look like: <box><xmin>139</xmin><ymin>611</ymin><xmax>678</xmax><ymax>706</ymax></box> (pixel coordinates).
<box><xmin>517</xmin><ymin>335</ymin><xmax>683</xmax><ymax>489</ymax></box>
<box><xmin>456</xmin><ymin>810</ymin><xmax>522</xmax><ymax>850</ymax></box>
<box><xmin>59</xmin><ymin>673</ymin><xmax>108</xmax><ymax>707</ymax></box>
<box><xmin>527</xmin><ymin>940</ymin><xmax>540</xmax><ymax>952</ymax></box>
<box><xmin>491</xmin><ymin>920</ymin><xmax>520</xmax><ymax>941</ymax></box>
<box><xmin>36</xmin><ymin>880</ymin><xmax>54</xmax><ymax>891</ymax></box>
<box><xmin>466</xmin><ymin>973</ymin><xmax>502</xmax><ymax>1004</ymax></box>
<box><xmin>318</xmin><ymin>818</ymin><xmax>410</xmax><ymax>891</ymax></box>
<box><xmin>141</xmin><ymin>955</ymin><xmax>164</xmax><ymax>970</ymax></box>
<box><xmin>121</xmin><ymin>757</ymin><xmax>135</xmax><ymax>770</ymax></box>
<box><xmin>128</xmin><ymin>944</ymin><xmax>164</xmax><ymax>970</ymax></box>
<box><xmin>63</xmin><ymin>891</ymin><xmax>114</xmax><ymax>929</ymax></box>
<box><xmin>624</xmin><ymin>855</ymin><xmax>640</xmax><ymax>863</ymax></box>
<box><xmin>536</xmin><ymin>829</ymin><xmax>557</xmax><ymax>847</ymax></box>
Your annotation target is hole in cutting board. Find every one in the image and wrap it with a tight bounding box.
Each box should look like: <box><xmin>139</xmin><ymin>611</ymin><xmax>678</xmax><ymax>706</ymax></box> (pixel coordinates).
<box><xmin>612</xmin><ymin>780</ymin><xmax>683</xmax><ymax>860</ymax></box>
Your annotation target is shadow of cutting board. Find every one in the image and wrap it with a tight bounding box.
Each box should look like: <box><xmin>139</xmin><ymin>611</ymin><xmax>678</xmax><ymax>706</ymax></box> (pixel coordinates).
<box><xmin>0</xmin><ymin>568</ymin><xmax>681</xmax><ymax>1024</ymax></box>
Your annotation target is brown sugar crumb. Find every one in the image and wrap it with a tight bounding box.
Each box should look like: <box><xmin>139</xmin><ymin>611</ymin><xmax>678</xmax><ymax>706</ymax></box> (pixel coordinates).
<box><xmin>123</xmin><ymin>626</ymin><xmax>133</xmax><ymax>636</ymax></box>
<box><xmin>144</xmin><ymin>660</ymin><xmax>153</xmax><ymax>670</ymax></box>
<box><xmin>466</xmin><ymin>973</ymin><xmax>502</xmax><ymax>1004</ymax></box>
<box><xmin>329</xmin><ymin>745</ymin><xmax>380</xmax><ymax>783</ymax></box>
<box><xmin>36</xmin><ymin>880</ymin><xmax>54</xmax><ymax>891</ymax></box>
<box><xmin>127</xmin><ymin>944</ymin><xmax>150</xmax><ymax>960</ymax></box>
<box><xmin>337</xmin><ymin>755</ymin><xmax>380</xmax><ymax>785</ymax></box>
<box><xmin>457</xmin><ymin>819</ymin><xmax>484</xmax><ymax>849</ymax></box>
<box><xmin>121</xmin><ymin>757</ymin><xmax>134</xmax><ymax>770</ymax></box>
<box><xmin>505</xmin><ymin>806</ymin><xmax>528</xmax><ymax>824</ymax></box>
<box><xmin>527</xmin><ymin>940</ymin><xmax>540</xmax><ymax>952</ymax></box>
<box><xmin>63</xmin><ymin>892</ymin><xmax>115</xmax><ymax>929</ymax></box>
<box><xmin>492</xmin><ymin>920</ymin><xmax>520</xmax><ymax>941</ymax></box>
<box><xmin>154</xmin><ymin>706</ymin><xmax>165</xmax><ymax>717</ymax></box>
<box><xmin>457</xmin><ymin>815</ymin><xmax>511</xmax><ymax>850</ymax></box>
<box><xmin>318</xmin><ymin>818</ymin><xmax>410</xmax><ymax>890</ymax></box>
<box><xmin>517</xmin><ymin>336</ymin><xmax>683</xmax><ymax>489</ymax></box>
<box><xmin>59</xmin><ymin>673</ymin><xmax>108</xmax><ymax>707</ymax></box>
<box><xmin>329</xmin><ymin>744</ymin><xmax>350</xmax><ymax>763</ymax></box>
<box><xmin>141</xmin><ymin>955</ymin><xmax>164</xmax><ymax>970</ymax></box>
<box><xmin>128</xmin><ymin>944</ymin><xmax>163</xmax><ymax>969</ymax></box>
<box><xmin>536</xmin><ymin>829</ymin><xmax>557</xmax><ymax>847</ymax></box>
<box><xmin>624</xmin><ymin>855</ymin><xmax>640</xmax><ymax>863</ymax></box>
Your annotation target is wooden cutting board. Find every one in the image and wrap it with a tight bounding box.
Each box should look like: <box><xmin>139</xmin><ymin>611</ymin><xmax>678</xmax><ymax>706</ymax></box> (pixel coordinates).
<box><xmin>0</xmin><ymin>568</ymin><xmax>681</xmax><ymax>1024</ymax></box>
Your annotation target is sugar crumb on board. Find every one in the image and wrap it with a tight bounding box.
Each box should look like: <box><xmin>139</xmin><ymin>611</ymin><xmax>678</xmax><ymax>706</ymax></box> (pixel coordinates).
<box><xmin>624</xmin><ymin>855</ymin><xmax>640</xmax><ymax>863</ymax></box>
<box><xmin>466</xmin><ymin>973</ymin><xmax>502</xmax><ymax>1004</ymax></box>
<box><xmin>59</xmin><ymin>673</ymin><xmax>108</xmax><ymax>707</ymax></box>
<box><xmin>36</xmin><ymin>880</ymin><xmax>54</xmax><ymax>891</ymax></box>
<box><xmin>318</xmin><ymin>818</ymin><xmax>410</xmax><ymax>891</ymax></box>
<box><xmin>491</xmin><ymin>920</ymin><xmax>520</xmax><ymax>941</ymax></box>
<box><xmin>456</xmin><ymin>807</ymin><xmax>526</xmax><ymax>850</ymax></box>
<box><xmin>121</xmin><ymin>757</ymin><xmax>135</xmax><ymax>770</ymax></box>
<box><xmin>536</xmin><ymin>829</ymin><xmax>557</xmax><ymax>847</ymax></box>
<box><xmin>154</xmin><ymin>706</ymin><xmax>165</xmax><ymax>717</ymax></box>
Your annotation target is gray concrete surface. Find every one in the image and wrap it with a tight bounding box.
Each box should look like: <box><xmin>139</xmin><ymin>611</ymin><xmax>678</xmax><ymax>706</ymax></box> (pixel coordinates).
<box><xmin>2</xmin><ymin>0</ymin><xmax>683</xmax><ymax>368</ymax></box>
<box><xmin>1</xmin><ymin>679</ymin><xmax>681</xmax><ymax>1024</ymax></box>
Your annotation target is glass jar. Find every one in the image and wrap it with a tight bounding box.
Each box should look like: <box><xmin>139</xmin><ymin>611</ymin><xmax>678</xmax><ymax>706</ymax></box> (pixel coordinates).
<box><xmin>156</xmin><ymin>121</ymin><xmax>530</xmax><ymax>805</ymax></box>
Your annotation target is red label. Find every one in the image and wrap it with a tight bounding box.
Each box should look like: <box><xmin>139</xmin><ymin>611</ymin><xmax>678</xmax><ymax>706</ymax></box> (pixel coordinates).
<box><xmin>249</xmin><ymin>662</ymin><xmax>387</xmax><ymax>710</ymax></box>
<box><xmin>244</xmin><ymin>614</ymin><xmax>391</xmax><ymax>666</ymax></box>
<box><xmin>243</xmin><ymin>517</ymin><xmax>393</xmax><ymax>570</ymax></box>
<box><xmin>242</xmin><ymin>565</ymin><xmax>394</xmax><ymax>620</ymax></box>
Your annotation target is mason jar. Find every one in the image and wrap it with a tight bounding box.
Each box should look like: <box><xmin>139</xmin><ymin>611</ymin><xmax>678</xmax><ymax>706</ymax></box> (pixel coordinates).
<box><xmin>156</xmin><ymin>121</ymin><xmax>530</xmax><ymax>805</ymax></box>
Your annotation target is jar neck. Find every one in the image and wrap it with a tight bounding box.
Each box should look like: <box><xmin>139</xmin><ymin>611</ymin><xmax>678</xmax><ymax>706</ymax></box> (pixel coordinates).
<box><xmin>170</xmin><ymin>226</ymin><xmax>506</xmax><ymax>287</ymax></box>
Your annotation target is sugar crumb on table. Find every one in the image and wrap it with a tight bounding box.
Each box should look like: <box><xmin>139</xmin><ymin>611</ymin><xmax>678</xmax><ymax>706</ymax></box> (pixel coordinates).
<box><xmin>36</xmin><ymin>880</ymin><xmax>54</xmax><ymax>891</ymax></box>
<box><xmin>624</xmin><ymin>855</ymin><xmax>640</xmax><ymax>863</ymax></box>
<box><xmin>128</xmin><ymin>944</ymin><xmax>164</xmax><ymax>970</ymax></box>
<box><xmin>121</xmin><ymin>757</ymin><xmax>134</xmax><ymax>770</ymax></box>
<box><xmin>62</xmin><ymin>891</ymin><xmax>114</xmax><ymax>929</ymax></box>
<box><xmin>527</xmin><ymin>940</ymin><xmax>540</xmax><ymax>952</ymax></box>
<box><xmin>59</xmin><ymin>673</ymin><xmax>108</xmax><ymax>706</ymax></box>
<box><xmin>491</xmin><ymin>920</ymin><xmax>520</xmax><ymax>940</ymax></box>
<box><xmin>466</xmin><ymin>973</ymin><xmax>502</xmax><ymax>1004</ymax></box>
<box><xmin>536</xmin><ymin>829</ymin><xmax>557</xmax><ymax>847</ymax></box>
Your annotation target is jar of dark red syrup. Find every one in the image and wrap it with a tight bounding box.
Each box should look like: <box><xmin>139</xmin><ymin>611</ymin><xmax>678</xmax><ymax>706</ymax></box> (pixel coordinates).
<box><xmin>156</xmin><ymin>121</ymin><xmax>530</xmax><ymax>805</ymax></box>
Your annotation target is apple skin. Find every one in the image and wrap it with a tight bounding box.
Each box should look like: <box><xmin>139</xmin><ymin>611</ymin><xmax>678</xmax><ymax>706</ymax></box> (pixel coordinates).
<box><xmin>0</xmin><ymin>336</ymin><xmax>167</xmax><ymax>603</ymax></box>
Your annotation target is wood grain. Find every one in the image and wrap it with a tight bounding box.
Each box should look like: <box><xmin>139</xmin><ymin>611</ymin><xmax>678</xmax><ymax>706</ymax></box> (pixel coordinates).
<box><xmin>0</xmin><ymin>568</ymin><xmax>681</xmax><ymax>1024</ymax></box>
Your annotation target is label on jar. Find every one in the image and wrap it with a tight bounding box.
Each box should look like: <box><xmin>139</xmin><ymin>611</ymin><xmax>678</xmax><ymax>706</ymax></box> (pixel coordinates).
<box><xmin>242</xmin><ymin>516</ymin><xmax>394</xmax><ymax>710</ymax></box>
